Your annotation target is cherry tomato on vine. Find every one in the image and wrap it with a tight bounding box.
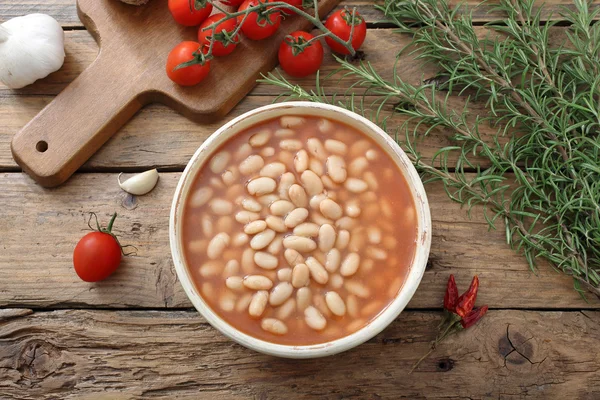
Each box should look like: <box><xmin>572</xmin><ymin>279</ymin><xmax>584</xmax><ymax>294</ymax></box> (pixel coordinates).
<box><xmin>198</xmin><ymin>13</ymin><xmax>239</xmax><ymax>57</ymax></box>
<box><xmin>168</xmin><ymin>0</ymin><xmax>213</xmax><ymax>27</ymax></box>
<box><xmin>221</xmin><ymin>0</ymin><xmax>246</xmax><ymax>6</ymax></box>
<box><xmin>238</xmin><ymin>0</ymin><xmax>281</xmax><ymax>41</ymax></box>
<box><xmin>73</xmin><ymin>213</ymin><xmax>126</xmax><ymax>282</ymax></box>
<box><xmin>278</xmin><ymin>31</ymin><xmax>323</xmax><ymax>77</ymax></box>
<box><xmin>166</xmin><ymin>41</ymin><xmax>211</xmax><ymax>86</ymax></box>
<box><xmin>324</xmin><ymin>9</ymin><xmax>367</xmax><ymax>55</ymax></box>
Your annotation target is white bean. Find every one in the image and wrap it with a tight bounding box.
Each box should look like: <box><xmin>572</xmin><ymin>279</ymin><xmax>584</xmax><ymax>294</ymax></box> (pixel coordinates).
<box><xmin>284</xmin><ymin>248</ymin><xmax>305</xmax><ymax>267</ymax></box>
<box><xmin>294</xmin><ymin>150</ymin><xmax>309</xmax><ymax>173</ymax></box>
<box><xmin>365</xmin><ymin>149</ymin><xmax>379</xmax><ymax>160</ymax></box>
<box><xmin>258</xmin><ymin>194</ymin><xmax>279</xmax><ymax>206</ymax></box>
<box><xmin>283</xmin><ymin>235</ymin><xmax>317</xmax><ymax>252</ymax></box>
<box><xmin>288</xmin><ymin>184</ymin><xmax>309</xmax><ymax>208</ymax></box>
<box><xmin>265</xmin><ymin>215</ymin><xmax>287</xmax><ymax>233</ymax></box>
<box><xmin>249</xmin><ymin>290</ymin><xmax>269</xmax><ymax>317</ymax></box>
<box><xmin>346</xmin><ymin>295</ymin><xmax>359</xmax><ymax>317</ymax></box>
<box><xmin>269</xmin><ymin>282</ymin><xmax>293</xmax><ymax>306</ymax></box>
<box><xmin>279</xmin><ymin>151</ymin><xmax>294</xmax><ymax>166</ymax></box>
<box><xmin>235</xmin><ymin>210</ymin><xmax>260</xmax><ymax>224</ymax></box>
<box><xmin>304</xmin><ymin>306</ymin><xmax>327</xmax><ymax>330</ymax></box>
<box><xmin>310</xmin><ymin>211</ymin><xmax>334</xmax><ymax>226</ymax></box>
<box><xmin>305</xmin><ymin>257</ymin><xmax>329</xmax><ymax>284</ymax></box>
<box><xmin>223</xmin><ymin>260</ymin><xmax>240</xmax><ymax>277</ymax></box>
<box><xmin>336</xmin><ymin>216</ymin><xmax>357</xmax><ymax>230</ymax></box>
<box><xmin>209</xmin><ymin>151</ymin><xmax>230</xmax><ymax>174</ymax></box>
<box><xmin>207</xmin><ymin>233</ymin><xmax>230</xmax><ymax>259</ymax></box>
<box><xmin>236</xmin><ymin>293</ymin><xmax>253</xmax><ymax>312</ymax></box>
<box><xmin>278</xmin><ymin>172</ymin><xmax>295</xmax><ymax>200</ymax></box>
<box><xmin>345</xmin><ymin>280</ymin><xmax>370</xmax><ymax>298</ymax></box>
<box><xmin>235</xmin><ymin>143</ymin><xmax>253</xmax><ymax>161</ymax></box>
<box><xmin>318</xmin><ymin>224</ymin><xmax>336</xmax><ymax>252</ymax></box>
<box><xmin>330</xmin><ymin>273</ymin><xmax>344</xmax><ymax>289</ymax></box>
<box><xmin>309</xmin><ymin>158</ymin><xmax>324</xmax><ymax>176</ymax></box>
<box><xmin>381</xmin><ymin>198</ymin><xmax>394</xmax><ymax>218</ymax></box>
<box><xmin>320</xmin><ymin>198</ymin><xmax>343</xmax><ymax>220</ymax></box>
<box><xmin>309</xmin><ymin>193</ymin><xmax>327</xmax><ymax>210</ymax></box>
<box><xmin>340</xmin><ymin>253</ymin><xmax>360</xmax><ymax>277</ymax></box>
<box><xmin>260</xmin><ymin>162</ymin><xmax>286</xmax><ymax>178</ymax></box>
<box><xmin>241</xmin><ymin>248</ymin><xmax>256</xmax><ymax>273</ymax></box>
<box><xmin>348</xmin><ymin>228</ymin><xmax>366</xmax><ymax>252</ymax></box>
<box><xmin>367</xmin><ymin>227</ymin><xmax>382</xmax><ymax>244</ymax></box>
<box><xmin>307</xmin><ymin>138</ymin><xmax>327</xmax><ymax>160</ymax></box>
<box><xmin>199</xmin><ymin>261</ymin><xmax>221</xmax><ymax>277</ymax></box>
<box><xmin>201</xmin><ymin>215</ymin><xmax>213</xmax><ymax>237</ymax></box>
<box><xmin>300</xmin><ymin>170</ymin><xmax>324</xmax><ymax>196</ymax></box>
<box><xmin>201</xmin><ymin>282</ymin><xmax>214</xmax><ymax>298</ymax></box>
<box><xmin>270</xmin><ymin>200</ymin><xmax>295</xmax><ymax>216</ymax></box>
<box><xmin>247</xmin><ymin>177</ymin><xmax>276</xmax><ymax>196</ymax></box>
<box><xmin>292</xmin><ymin>263</ymin><xmax>310</xmax><ymax>288</ymax></box>
<box><xmin>275</xmin><ymin>128</ymin><xmax>295</xmax><ymax>137</ymax></box>
<box><xmin>317</xmin><ymin>118</ymin><xmax>333</xmax><ymax>133</ymax></box>
<box><xmin>225</xmin><ymin>276</ymin><xmax>244</xmax><ymax>291</ymax></box>
<box><xmin>326</xmin><ymin>155</ymin><xmax>347</xmax><ymax>183</ymax></box>
<box><xmin>241</xmin><ymin>197</ymin><xmax>262</xmax><ymax>212</ymax></box>
<box><xmin>210</xmin><ymin>177</ymin><xmax>225</xmax><ymax>189</ymax></box>
<box><xmin>344</xmin><ymin>178</ymin><xmax>368</xmax><ymax>193</ymax></box>
<box><xmin>313</xmin><ymin>250</ymin><xmax>327</xmax><ymax>265</ymax></box>
<box><xmin>249</xmin><ymin>129</ymin><xmax>271</xmax><ymax>147</ymax></box>
<box><xmin>244</xmin><ymin>220</ymin><xmax>267</xmax><ymax>235</ymax></box>
<box><xmin>364</xmin><ymin>171</ymin><xmax>379</xmax><ymax>190</ymax></box>
<box><xmin>293</xmin><ymin>222</ymin><xmax>320</xmax><ymax>237</ymax></box>
<box><xmin>261</xmin><ymin>318</ymin><xmax>288</xmax><ymax>335</ymax></box>
<box><xmin>284</xmin><ymin>208</ymin><xmax>309</xmax><ymax>228</ymax></box>
<box><xmin>296</xmin><ymin>287</ymin><xmax>312</xmax><ymax>311</ymax></box>
<box><xmin>221</xmin><ymin>168</ymin><xmax>238</xmax><ymax>186</ymax></box>
<box><xmin>325</xmin><ymin>291</ymin><xmax>346</xmax><ymax>316</ymax></box>
<box><xmin>209</xmin><ymin>199</ymin><xmax>233</xmax><ymax>216</ymax></box>
<box><xmin>325</xmin><ymin>249</ymin><xmax>341</xmax><ymax>272</ymax></box>
<box><xmin>349</xmin><ymin>157</ymin><xmax>369</xmax><ymax>176</ymax></box>
<box><xmin>219</xmin><ymin>293</ymin><xmax>236</xmax><ymax>312</ymax></box>
<box><xmin>239</xmin><ymin>155</ymin><xmax>265</xmax><ymax>175</ymax></box>
<box><xmin>253</xmin><ymin>251</ymin><xmax>279</xmax><ymax>270</ymax></box>
<box><xmin>280</xmin><ymin>116</ymin><xmax>305</xmax><ymax>128</ymax></box>
<box><xmin>267</xmin><ymin>235</ymin><xmax>283</xmax><ymax>255</ymax></box>
<box><xmin>250</xmin><ymin>229</ymin><xmax>276</xmax><ymax>250</ymax></box>
<box><xmin>366</xmin><ymin>246</ymin><xmax>388</xmax><ymax>260</ymax></box>
<box><xmin>188</xmin><ymin>239</ymin><xmax>207</xmax><ymax>253</ymax></box>
<box><xmin>276</xmin><ymin>298</ymin><xmax>296</xmax><ymax>319</ymax></box>
<box><xmin>349</xmin><ymin>140</ymin><xmax>371</xmax><ymax>158</ymax></box>
<box><xmin>261</xmin><ymin>147</ymin><xmax>275</xmax><ymax>157</ymax></box>
<box><xmin>277</xmin><ymin>267</ymin><xmax>292</xmax><ymax>282</ymax></box>
<box><xmin>336</xmin><ymin>230</ymin><xmax>350</xmax><ymax>250</ymax></box>
<box><xmin>280</xmin><ymin>139</ymin><xmax>303</xmax><ymax>151</ymax></box>
<box><xmin>345</xmin><ymin>201</ymin><xmax>361</xmax><ymax>218</ymax></box>
<box><xmin>244</xmin><ymin>275</ymin><xmax>274</xmax><ymax>290</ymax></box>
<box><xmin>323</xmin><ymin>138</ymin><xmax>346</xmax><ymax>154</ymax></box>
<box><xmin>230</xmin><ymin>233</ymin><xmax>249</xmax><ymax>248</ymax></box>
<box><xmin>190</xmin><ymin>187</ymin><xmax>213</xmax><ymax>208</ymax></box>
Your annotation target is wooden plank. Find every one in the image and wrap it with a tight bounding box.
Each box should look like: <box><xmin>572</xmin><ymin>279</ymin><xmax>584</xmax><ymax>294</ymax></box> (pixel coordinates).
<box><xmin>0</xmin><ymin>172</ymin><xmax>596</xmax><ymax>309</ymax></box>
<box><xmin>0</xmin><ymin>0</ymin><xmax>592</xmax><ymax>28</ymax></box>
<box><xmin>0</xmin><ymin>309</ymin><xmax>598</xmax><ymax>398</ymax></box>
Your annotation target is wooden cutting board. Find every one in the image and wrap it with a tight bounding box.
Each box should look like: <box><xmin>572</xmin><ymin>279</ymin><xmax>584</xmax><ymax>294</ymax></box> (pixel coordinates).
<box><xmin>10</xmin><ymin>0</ymin><xmax>341</xmax><ymax>187</ymax></box>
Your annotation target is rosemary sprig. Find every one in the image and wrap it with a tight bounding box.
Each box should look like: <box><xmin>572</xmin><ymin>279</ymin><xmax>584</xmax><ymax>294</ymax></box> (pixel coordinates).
<box><xmin>260</xmin><ymin>0</ymin><xmax>600</xmax><ymax>297</ymax></box>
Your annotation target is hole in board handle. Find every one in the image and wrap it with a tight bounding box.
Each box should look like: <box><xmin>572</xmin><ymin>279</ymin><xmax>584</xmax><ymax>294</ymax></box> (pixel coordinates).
<box><xmin>36</xmin><ymin>141</ymin><xmax>48</xmax><ymax>153</ymax></box>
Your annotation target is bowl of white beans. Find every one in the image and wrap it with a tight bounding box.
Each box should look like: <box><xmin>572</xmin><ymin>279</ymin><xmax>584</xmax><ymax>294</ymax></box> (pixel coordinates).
<box><xmin>170</xmin><ymin>101</ymin><xmax>431</xmax><ymax>358</ymax></box>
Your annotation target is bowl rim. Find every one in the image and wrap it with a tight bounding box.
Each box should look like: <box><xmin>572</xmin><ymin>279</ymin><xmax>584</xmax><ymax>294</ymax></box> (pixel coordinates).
<box><xmin>169</xmin><ymin>101</ymin><xmax>431</xmax><ymax>358</ymax></box>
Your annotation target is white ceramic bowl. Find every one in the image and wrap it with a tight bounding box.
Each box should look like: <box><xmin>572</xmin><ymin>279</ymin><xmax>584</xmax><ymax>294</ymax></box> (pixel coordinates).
<box><xmin>170</xmin><ymin>101</ymin><xmax>431</xmax><ymax>358</ymax></box>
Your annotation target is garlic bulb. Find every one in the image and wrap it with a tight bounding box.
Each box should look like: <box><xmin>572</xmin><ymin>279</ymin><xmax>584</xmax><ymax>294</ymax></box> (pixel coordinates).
<box><xmin>118</xmin><ymin>169</ymin><xmax>159</xmax><ymax>196</ymax></box>
<box><xmin>0</xmin><ymin>14</ymin><xmax>65</xmax><ymax>89</ymax></box>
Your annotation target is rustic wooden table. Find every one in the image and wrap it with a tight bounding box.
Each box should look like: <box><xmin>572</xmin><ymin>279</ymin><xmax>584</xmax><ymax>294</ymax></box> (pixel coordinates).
<box><xmin>1</xmin><ymin>1</ymin><xmax>599</xmax><ymax>398</ymax></box>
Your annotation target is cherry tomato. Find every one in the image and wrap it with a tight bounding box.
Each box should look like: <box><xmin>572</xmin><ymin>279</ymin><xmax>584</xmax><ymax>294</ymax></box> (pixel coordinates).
<box><xmin>198</xmin><ymin>13</ymin><xmax>239</xmax><ymax>57</ymax></box>
<box><xmin>324</xmin><ymin>9</ymin><xmax>367</xmax><ymax>55</ymax></box>
<box><xmin>221</xmin><ymin>0</ymin><xmax>246</xmax><ymax>6</ymax></box>
<box><xmin>278</xmin><ymin>31</ymin><xmax>323</xmax><ymax>77</ymax></box>
<box><xmin>168</xmin><ymin>0</ymin><xmax>213</xmax><ymax>27</ymax></box>
<box><xmin>279</xmin><ymin>0</ymin><xmax>303</xmax><ymax>15</ymax></box>
<box><xmin>238</xmin><ymin>0</ymin><xmax>281</xmax><ymax>41</ymax></box>
<box><xmin>166</xmin><ymin>41</ymin><xmax>211</xmax><ymax>86</ymax></box>
<box><xmin>73</xmin><ymin>213</ymin><xmax>124</xmax><ymax>282</ymax></box>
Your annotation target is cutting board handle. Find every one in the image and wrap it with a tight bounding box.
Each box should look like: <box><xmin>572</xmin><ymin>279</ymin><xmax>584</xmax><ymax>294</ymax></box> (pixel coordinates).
<box><xmin>11</xmin><ymin>55</ymin><xmax>142</xmax><ymax>187</ymax></box>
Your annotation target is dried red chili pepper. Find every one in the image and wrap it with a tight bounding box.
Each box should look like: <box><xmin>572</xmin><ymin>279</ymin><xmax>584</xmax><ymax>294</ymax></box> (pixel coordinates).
<box><xmin>460</xmin><ymin>305</ymin><xmax>488</xmax><ymax>329</ymax></box>
<box><xmin>455</xmin><ymin>275</ymin><xmax>479</xmax><ymax>317</ymax></box>
<box><xmin>443</xmin><ymin>274</ymin><xmax>459</xmax><ymax>312</ymax></box>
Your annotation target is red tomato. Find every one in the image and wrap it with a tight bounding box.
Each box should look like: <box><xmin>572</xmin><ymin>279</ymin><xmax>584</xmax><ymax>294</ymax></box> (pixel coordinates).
<box><xmin>166</xmin><ymin>41</ymin><xmax>211</xmax><ymax>86</ymax></box>
<box><xmin>198</xmin><ymin>13</ymin><xmax>239</xmax><ymax>57</ymax></box>
<box><xmin>279</xmin><ymin>0</ymin><xmax>303</xmax><ymax>15</ymax></box>
<box><xmin>168</xmin><ymin>0</ymin><xmax>212</xmax><ymax>26</ymax></box>
<box><xmin>278</xmin><ymin>31</ymin><xmax>323</xmax><ymax>77</ymax></box>
<box><xmin>73</xmin><ymin>232</ymin><xmax>122</xmax><ymax>282</ymax></box>
<box><xmin>221</xmin><ymin>0</ymin><xmax>246</xmax><ymax>5</ymax></box>
<box><xmin>324</xmin><ymin>9</ymin><xmax>367</xmax><ymax>55</ymax></box>
<box><xmin>238</xmin><ymin>0</ymin><xmax>281</xmax><ymax>41</ymax></box>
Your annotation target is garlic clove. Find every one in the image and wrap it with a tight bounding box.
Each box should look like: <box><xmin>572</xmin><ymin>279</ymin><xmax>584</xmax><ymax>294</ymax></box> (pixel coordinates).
<box><xmin>118</xmin><ymin>169</ymin><xmax>159</xmax><ymax>196</ymax></box>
